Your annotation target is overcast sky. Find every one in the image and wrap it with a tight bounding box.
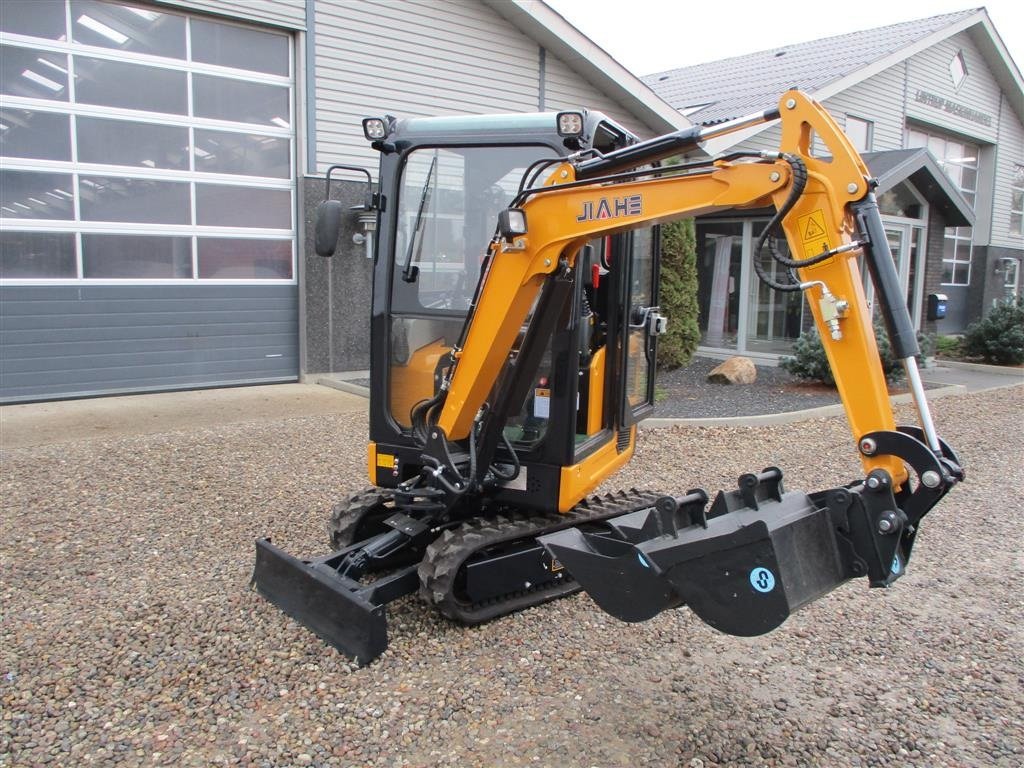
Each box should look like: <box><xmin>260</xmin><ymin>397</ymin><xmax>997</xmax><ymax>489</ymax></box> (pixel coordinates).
<box><xmin>543</xmin><ymin>0</ymin><xmax>1023</xmax><ymax>77</ymax></box>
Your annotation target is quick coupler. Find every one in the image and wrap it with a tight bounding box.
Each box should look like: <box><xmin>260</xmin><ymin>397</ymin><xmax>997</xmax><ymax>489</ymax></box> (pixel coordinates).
<box><xmin>539</xmin><ymin>467</ymin><xmax>918</xmax><ymax>637</ymax></box>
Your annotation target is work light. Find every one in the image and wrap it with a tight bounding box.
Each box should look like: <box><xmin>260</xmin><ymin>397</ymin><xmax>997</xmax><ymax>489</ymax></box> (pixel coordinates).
<box><xmin>556</xmin><ymin>111</ymin><xmax>584</xmax><ymax>137</ymax></box>
<box><xmin>498</xmin><ymin>208</ymin><xmax>527</xmax><ymax>240</ymax></box>
<box><xmin>362</xmin><ymin>118</ymin><xmax>387</xmax><ymax>141</ymax></box>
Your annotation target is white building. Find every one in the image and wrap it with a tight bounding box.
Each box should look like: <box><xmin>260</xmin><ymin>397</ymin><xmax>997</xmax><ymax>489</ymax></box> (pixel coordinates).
<box><xmin>3</xmin><ymin>3</ymin><xmax>1020</xmax><ymax>401</ymax></box>
<box><xmin>646</xmin><ymin>9</ymin><xmax>1023</xmax><ymax>356</ymax></box>
<box><xmin>0</xmin><ymin>0</ymin><xmax>684</xmax><ymax>402</ymax></box>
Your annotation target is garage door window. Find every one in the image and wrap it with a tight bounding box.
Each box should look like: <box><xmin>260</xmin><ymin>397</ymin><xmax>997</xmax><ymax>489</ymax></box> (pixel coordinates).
<box><xmin>0</xmin><ymin>0</ymin><xmax>295</xmax><ymax>283</ymax></box>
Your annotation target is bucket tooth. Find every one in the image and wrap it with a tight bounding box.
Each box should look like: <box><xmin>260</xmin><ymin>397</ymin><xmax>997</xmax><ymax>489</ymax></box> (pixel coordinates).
<box><xmin>539</xmin><ymin>528</ymin><xmax>683</xmax><ymax>622</ymax></box>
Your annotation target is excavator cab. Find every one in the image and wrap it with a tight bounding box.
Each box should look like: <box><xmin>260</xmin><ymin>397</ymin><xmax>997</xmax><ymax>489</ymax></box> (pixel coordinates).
<box><xmin>254</xmin><ymin>92</ymin><xmax>962</xmax><ymax>665</ymax></box>
<box><xmin>363</xmin><ymin>112</ymin><xmax>660</xmax><ymax>510</ymax></box>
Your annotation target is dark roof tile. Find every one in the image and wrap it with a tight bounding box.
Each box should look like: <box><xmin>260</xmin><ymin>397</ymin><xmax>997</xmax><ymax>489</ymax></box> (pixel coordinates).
<box><xmin>645</xmin><ymin>10</ymin><xmax>980</xmax><ymax>124</ymax></box>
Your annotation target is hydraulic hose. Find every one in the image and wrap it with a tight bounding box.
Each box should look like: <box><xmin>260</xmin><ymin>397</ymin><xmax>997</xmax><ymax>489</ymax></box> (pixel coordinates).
<box><xmin>410</xmin><ymin>390</ymin><xmax>445</xmax><ymax>446</ymax></box>
<box><xmin>488</xmin><ymin>431</ymin><xmax>521</xmax><ymax>482</ymax></box>
<box><xmin>751</xmin><ymin>153</ymin><xmax>808</xmax><ymax>293</ymax></box>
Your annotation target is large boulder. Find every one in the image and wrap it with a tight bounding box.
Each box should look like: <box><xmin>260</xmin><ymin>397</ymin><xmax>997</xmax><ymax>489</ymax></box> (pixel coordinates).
<box><xmin>708</xmin><ymin>356</ymin><xmax>757</xmax><ymax>385</ymax></box>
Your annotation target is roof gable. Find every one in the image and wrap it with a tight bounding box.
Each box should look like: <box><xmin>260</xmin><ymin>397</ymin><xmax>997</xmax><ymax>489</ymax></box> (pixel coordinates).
<box><xmin>863</xmin><ymin>148</ymin><xmax>975</xmax><ymax>227</ymax></box>
<box><xmin>644</xmin><ymin>7</ymin><xmax>1022</xmax><ymax>144</ymax></box>
<box><xmin>482</xmin><ymin>0</ymin><xmax>689</xmax><ymax>134</ymax></box>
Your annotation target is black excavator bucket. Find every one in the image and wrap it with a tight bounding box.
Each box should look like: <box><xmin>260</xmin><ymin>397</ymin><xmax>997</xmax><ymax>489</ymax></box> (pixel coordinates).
<box><xmin>251</xmin><ymin>538</ymin><xmax>418</xmax><ymax>665</ymax></box>
<box><xmin>540</xmin><ymin>467</ymin><xmax>920</xmax><ymax>636</ymax></box>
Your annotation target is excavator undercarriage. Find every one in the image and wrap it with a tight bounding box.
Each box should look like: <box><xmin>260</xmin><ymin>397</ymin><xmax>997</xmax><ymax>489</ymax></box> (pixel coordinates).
<box><xmin>255</xmin><ymin>489</ymin><xmax>671</xmax><ymax>663</ymax></box>
<box><xmin>256</xmin><ymin>428</ymin><xmax>960</xmax><ymax>664</ymax></box>
<box><xmin>252</xmin><ymin>91</ymin><xmax>963</xmax><ymax>665</ymax></box>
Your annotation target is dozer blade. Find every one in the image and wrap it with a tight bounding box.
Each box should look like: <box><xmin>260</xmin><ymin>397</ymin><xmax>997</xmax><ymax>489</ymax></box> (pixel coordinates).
<box><xmin>540</xmin><ymin>467</ymin><xmax>917</xmax><ymax>637</ymax></box>
<box><xmin>251</xmin><ymin>538</ymin><xmax>416</xmax><ymax>666</ymax></box>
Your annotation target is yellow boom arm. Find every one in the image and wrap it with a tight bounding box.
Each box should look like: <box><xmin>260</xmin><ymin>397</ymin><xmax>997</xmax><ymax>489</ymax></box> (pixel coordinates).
<box><xmin>436</xmin><ymin>91</ymin><xmax>912</xmax><ymax>485</ymax></box>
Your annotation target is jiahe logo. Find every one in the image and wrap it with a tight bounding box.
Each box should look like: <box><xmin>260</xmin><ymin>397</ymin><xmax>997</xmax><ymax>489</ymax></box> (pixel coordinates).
<box><xmin>576</xmin><ymin>194</ymin><xmax>642</xmax><ymax>222</ymax></box>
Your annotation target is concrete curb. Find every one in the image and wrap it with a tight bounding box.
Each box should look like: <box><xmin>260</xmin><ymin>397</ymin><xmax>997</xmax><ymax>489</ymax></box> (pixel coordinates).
<box><xmin>316</xmin><ymin>371</ymin><xmax>371</xmax><ymax>398</ymax></box>
<box><xmin>934</xmin><ymin>359</ymin><xmax>1024</xmax><ymax>375</ymax></box>
<box><xmin>314</xmin><ymin>376</ymin><xmax>996</xmax><ymax>429</ymax></box>
<box><xmin>317</xmin><ymin>377</ymin><xmax>371</xmax><ymax>397</ymax></box>
<box><xmin>313</xmin><ymin>355</ymin><xmax>1023</xmax><ymax>431</ymax></box>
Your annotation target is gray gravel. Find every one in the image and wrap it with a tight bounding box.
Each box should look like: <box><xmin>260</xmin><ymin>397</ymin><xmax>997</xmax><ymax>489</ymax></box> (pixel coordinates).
<box><xmin>2</xmin><ymin>386</ymin><xmax>1022</xmax><ymax>767</ymax></box>
<box><xmin>655</xmin><ymin>357</ymin><xmax>891</xmax><ymax>418</ymax></box>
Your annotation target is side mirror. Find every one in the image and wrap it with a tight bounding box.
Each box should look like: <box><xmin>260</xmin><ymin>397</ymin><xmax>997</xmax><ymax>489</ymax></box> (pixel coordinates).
<box><xmin>316</xmin><ymin>164</ymin><xmax>374</xmax><ymax>258</ymax></box>
<box><xmin>315</xmin><ymin>200</ymin><xmax>344</xmax><ymax>257</ymax></box>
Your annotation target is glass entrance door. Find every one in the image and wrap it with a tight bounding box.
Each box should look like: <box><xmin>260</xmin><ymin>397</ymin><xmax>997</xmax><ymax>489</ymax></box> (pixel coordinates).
<box><xmin>1003</xmin><ymin>258</ymin><xmax>1020</xmax><ymax>300</ymax></box>
<box><xmin>747</xmin><ymin>223</ymin><xmax>804</xmax><ymax>354</ymax></box>
<box><xmin>697</xmin><ymin>222</ymin><xmax>743</xmax><ymax>348</ymax></box>
<box><xmin>863</xmin><ymin>221</ymin><xmax>924</xmax><ymax>326</ymax></box>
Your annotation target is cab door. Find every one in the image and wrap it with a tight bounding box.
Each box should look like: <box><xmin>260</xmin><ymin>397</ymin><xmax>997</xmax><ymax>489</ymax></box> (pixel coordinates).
<box><xmin>619</xmin><ymin>227</ymin><xmax>661</xmax><ymax>427</ymax></box>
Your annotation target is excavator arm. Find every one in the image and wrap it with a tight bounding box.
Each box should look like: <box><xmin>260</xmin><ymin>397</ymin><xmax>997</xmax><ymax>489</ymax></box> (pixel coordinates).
<box><xmin>432</xmin><ymin>91</ymin><xmax>933</xmax><ymax>496</ymax></box>
<box><xmin>420</xmin><ymin>90</ymin><xmax>962</xmax><ymax>634</ymax></box>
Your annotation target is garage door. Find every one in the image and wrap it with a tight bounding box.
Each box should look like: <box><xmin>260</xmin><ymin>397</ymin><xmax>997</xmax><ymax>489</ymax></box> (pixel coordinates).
<box><xmin>0</xmin><ymin>0</ymin><xmax>298</xmax><ymax>402</ymax></box>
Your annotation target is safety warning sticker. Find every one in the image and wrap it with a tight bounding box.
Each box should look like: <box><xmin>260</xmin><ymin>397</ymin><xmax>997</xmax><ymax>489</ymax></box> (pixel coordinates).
<box><xmin>797</xmin><ymin>209</ymin><xmax>831</xmax><ymax>264</ymax></box>
<box><xmin>533</xmin><ymin>388</ymin><xmax>551</xmax><ymax>419</ymax></box>
<box><xmin>803</xmin><ymin>215</ymin><xmax>825</xmax><ymax>240</ymax></box>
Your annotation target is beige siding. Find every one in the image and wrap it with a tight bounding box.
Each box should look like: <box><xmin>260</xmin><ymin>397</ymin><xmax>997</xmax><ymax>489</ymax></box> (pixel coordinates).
<box><xmin>153</xmin><ymin>0</ymin><xmax>306</xmax><ymax>29</ymax></box>
<box><xmin>905</xmin><ymin>31</ymin><xmax>1001</xmax><ymax>144</ymax></box>
<box><xmin>735</xmin><ymin>124</ymin><xmax>784</xmax><ymax>155</ymax></box>
<box><xmin>312</xmin><ymin>0</ymin><xmax>540</xmax><ymax>173</ymax></box>
<box><xmin>823</xmin><ymin>66</ymin><xmax>909</xmax><ymax>151</ymax></box>
<box><xmin>543</xmin><ymin>52</ymin><xmax>657</xmax><ymax>139</ymax></box>
<box><xmin>992</xmin><ymin>102</ymin><xmax>1024</xmax><ymax>249</ymax></box>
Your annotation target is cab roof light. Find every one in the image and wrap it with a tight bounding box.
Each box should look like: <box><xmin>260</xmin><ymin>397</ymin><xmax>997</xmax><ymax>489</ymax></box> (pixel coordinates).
<box><xmin>557</xmin><ymin>111</ymin><xmax>584</xmax><ymax>137</ymax></box>
<box><xmin>362</xmin><ymin>117</ymin><xmax>388</xmax><ymax>141</ymax></box>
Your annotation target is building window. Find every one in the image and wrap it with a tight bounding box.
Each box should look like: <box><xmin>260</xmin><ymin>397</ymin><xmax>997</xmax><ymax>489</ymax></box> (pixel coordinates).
<box><xmin>907</xmin><ymin>126</ymin><xmax>979</xmax><ymax>286</ymax></box>
<box><xmin>1002</xmin><ymin>258</ymin><xmax>1020</xmax><ymax>299</ymax></box>
<box><xmin>1011</xmin><ymin>164</ymin><xmax>1024</xmax><ymax>237</ymax></box>
<box><xmin>949</xmin><ymin>51</ymin><xmax>968</xmax><ymax>90</ymax></box>
<box><xmin>845</xmin><ymin>115</ymin><xmax>873</xmax><ymax>152</ymax></box>
<box><xmin>0</xmin><ymin>1</ymin><xmax>295</xmax><ymax>283</ymax></box>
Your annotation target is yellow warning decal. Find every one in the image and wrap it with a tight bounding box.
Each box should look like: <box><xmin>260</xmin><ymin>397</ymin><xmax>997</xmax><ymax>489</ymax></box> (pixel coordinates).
<box><xmin>803</xmin><ymin>214</ymin><xmax>826</xmax><ymax>240</ymax></box>
<box><xmin>797</xmin><ymin>209</ymin><xmax>831</xmax><ymax>264</ymax></box>
<box><xmin>376</xmin><ymin>452</ymin><xmax>396</xmax><ymax>468</ymax></box>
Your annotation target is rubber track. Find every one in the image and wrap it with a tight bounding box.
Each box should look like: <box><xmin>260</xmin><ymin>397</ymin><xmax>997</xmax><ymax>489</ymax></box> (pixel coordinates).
<box><xmin>326</xmin><ymin>487</ymin><xmax>390</xmax><ymax>550</ymax></box>
<box><xmin>417</xmin><ymin>489</ymin><xmax>666</xmax><ymax>625</ymax></box>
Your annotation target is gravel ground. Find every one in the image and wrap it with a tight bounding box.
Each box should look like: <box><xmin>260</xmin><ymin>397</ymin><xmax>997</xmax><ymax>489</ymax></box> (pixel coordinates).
<box><xmin>2</xmin><ymin>386</ymin><xmax>1022</xmax><ymax>767</ymax></box>
<box><xmin>656</xmin><ymin>358</ymin><xmax>858</xmax><ymax>418</ymax></box>
<box><xmin>352</xmin><ymin>357</ymin><xmax>918</xmax><ymax>419</ymax></box>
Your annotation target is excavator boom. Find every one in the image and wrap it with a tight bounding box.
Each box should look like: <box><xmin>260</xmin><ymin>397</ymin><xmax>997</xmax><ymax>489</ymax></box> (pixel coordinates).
<box><xmin>436</xmin><ymin>92</ymin><xmax>926</xmax><ymax>492</ymax></box>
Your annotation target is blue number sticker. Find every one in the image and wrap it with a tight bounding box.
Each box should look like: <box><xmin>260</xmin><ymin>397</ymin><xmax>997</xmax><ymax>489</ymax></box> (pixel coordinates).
<box><xmin>749</xmin><ymin>567</ymin><xmax>776</xmax><ymax>593</ymax></box>
<box><xmin>891</xmin><ymin>554</ymin><xmax>901</xmax><ymax>575</ymax></box>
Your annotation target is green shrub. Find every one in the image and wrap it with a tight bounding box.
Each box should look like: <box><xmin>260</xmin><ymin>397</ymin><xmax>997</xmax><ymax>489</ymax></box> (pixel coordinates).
<box><xmin>780</xmin><ymin>330</ymin><xmax>837</xmax><ymax>386</ymax></box>
<box><xmin>657</xmin><ymin>218</ymin><xmax>700</xmax><ymax>369</ymax></box>
<box><xmin>934</xmin><ymin>334</ymin><xmax>962</xmax><ymax>358</ymax></box>
<box><xmin>780</xmin><ymin>321</ymin><xmax>911</xmax><ymax>387</ymax></box>
<box><xmin>961</xmin><ymin>297</ymin><xmax>1024</xmax><ymax>365</ymax></box>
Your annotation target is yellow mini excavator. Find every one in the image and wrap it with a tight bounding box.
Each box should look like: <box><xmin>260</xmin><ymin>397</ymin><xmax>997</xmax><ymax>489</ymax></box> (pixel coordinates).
<box><xmin>253</xmin><ymin>91</ymin><xmax>963</xmax><ymax>664</ymax></box>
